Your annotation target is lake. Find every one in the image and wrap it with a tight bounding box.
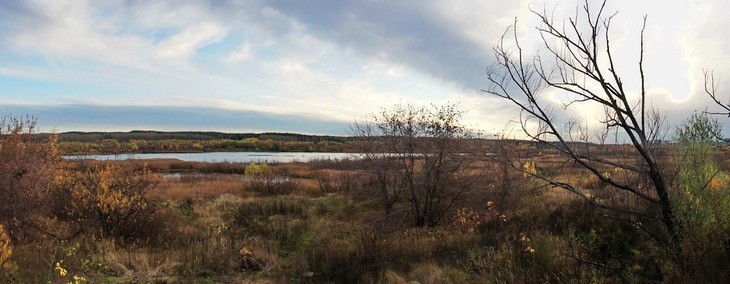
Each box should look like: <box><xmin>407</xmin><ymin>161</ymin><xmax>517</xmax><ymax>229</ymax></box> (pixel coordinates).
<box><xmin>64</xmin><ymin>152</ymin><xmax>363</xmax><ymax>163</ymax></box>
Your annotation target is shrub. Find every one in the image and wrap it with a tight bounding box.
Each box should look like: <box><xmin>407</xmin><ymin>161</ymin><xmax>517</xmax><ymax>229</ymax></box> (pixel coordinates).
<box><xmin>246</xmin><ymin>172</ymin><xmax>300</xmax><ymax>197</ymax></box>
<box><xmin>238</xmin><ymin>236</ymin><xmax>278</xmax><ymax>272</ymax></box>
<box><xmin>243</xmin><ymin>162</ymin><xmax>299</xmax><ymax>196</ymax></box>
<box><xmin>231</xmin><ymin>199</ymin><xmax>311</xmax><ymax>252</ymax></box>
<box><xmin>0</xmin><ymin>116</ymin><xmax>59</xmax><ymax>240</ymax></box>
<box><xmin>352</xmin><ymin>103</ymin><xmax>482</xmax><ymax>226</ymax></box>
<box><xmin>55</xmin><ymin>162</ymin><xmax>158</xmax><ymax>240</ymax></box>
<box><xmin>671</xmin><ymin>112</ymin><xmax>730</xmax><ymax>280</ymax></box>
<box><xmin>316</xmin><ymin>171</ymin><xmax>360</xmax><ymax>194</ymax></box>
<box><xmin>300</xmin><ymin>227</ymin><xmax>365</xmax><ymax>282</ymax></box>
<box><xmin>244</xmin><ymin>162</ymin><xmax>268</xmax><ymax>177</ymax></box>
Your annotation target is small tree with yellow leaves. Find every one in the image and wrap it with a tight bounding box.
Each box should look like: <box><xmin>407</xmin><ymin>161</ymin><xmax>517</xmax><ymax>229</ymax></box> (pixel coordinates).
<box><xmin>56</xmin><ymin>162</ymin><xmax>158</xmax><ymax>240</ymax></box>
<box><xmin>0</xmin><ymin>115</ymin><xmax>59</xmax><ymax>241</ymax></box>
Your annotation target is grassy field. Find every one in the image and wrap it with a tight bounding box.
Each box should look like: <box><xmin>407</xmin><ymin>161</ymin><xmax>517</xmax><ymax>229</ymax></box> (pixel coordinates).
<box><xmin>2</xmin><ymin>154</ymin><xmax>695</xmax><ymax>283</ymax></box>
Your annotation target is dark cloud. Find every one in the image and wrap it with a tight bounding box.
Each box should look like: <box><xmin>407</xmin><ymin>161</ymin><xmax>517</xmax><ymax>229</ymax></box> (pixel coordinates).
<box><xmin>0</xmin><ymin>1</ymin><xmax>43</xmax><ymax>38</ymax></box>
<box><xmin>260</xmin><ymin>1</ymin><xmax>518</xmax><ymax>90</ymax></box>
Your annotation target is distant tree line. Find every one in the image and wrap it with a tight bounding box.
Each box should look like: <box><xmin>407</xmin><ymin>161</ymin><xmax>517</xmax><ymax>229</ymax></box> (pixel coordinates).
<box><xmin>41</xmin><ymin>131</ymin><xmax>361</xmax><ymax>155</ymax></box>
<box><xmin>57</xmin><ymin>137</ymin><xmax>358</xmax><ymax>155</ymax></box>
<box><xmin>43</xmin><ymin>131</ymin><xmax>350</xmax><ymax>143</ymax></box>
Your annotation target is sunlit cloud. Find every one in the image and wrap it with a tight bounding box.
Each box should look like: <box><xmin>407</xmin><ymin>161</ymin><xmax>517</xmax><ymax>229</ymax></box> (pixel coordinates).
<box><xmin>155</xmin><ymin>22</ymin><xmax>228</xmax><ymax>59</ymax></box>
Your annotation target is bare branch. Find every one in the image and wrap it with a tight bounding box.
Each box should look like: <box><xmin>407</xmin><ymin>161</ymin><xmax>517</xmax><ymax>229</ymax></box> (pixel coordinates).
<box><xmin>703</xmin><ymin>70</ymin><xmax>730</xmax><ymax>117</ymax></box>
<box><xmin>484</xmin><ymin>0</ymin><xmax>679</xmax><ymax>251</ymax></box>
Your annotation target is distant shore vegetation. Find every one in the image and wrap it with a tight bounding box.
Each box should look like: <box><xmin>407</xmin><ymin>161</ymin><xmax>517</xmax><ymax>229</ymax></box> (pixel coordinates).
<box><xmin>50</xmin><ymin>131</ymin><xmax>357</xmax><ymax>155</ymax></box>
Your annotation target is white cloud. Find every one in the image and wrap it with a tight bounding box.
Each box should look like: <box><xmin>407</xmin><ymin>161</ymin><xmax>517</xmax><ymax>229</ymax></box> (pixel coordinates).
<box><xmin>5</xmin><ymin>0</ymin><xmax>152</xmax><ymax>70</ymax></box>
<box><xmin>155</xmin><ymin>22</ymin><xmax>228</xmax><ymax>58</ymax></box>
<box><xmin>426</xmin><ymin>0</ymin><xmax>529</xmax><ymax>48</ymax></box>
<box><xmin>0</xmin><ymin>0</ymin><xmax>728</xmax><ymax>135</ymax></box>
<box><xmin>0</xmin><ymin>66</ymin><xmax>46</xmax><ymax>79</ymax></box>
<box><xmin>226</xmin><ymin>42</ymin><xmax>254</xmax><ymax>62</ymax></box>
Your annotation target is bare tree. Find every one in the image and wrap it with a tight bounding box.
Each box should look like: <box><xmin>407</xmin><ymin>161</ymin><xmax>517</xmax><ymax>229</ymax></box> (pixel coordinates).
<box><xmin>352</xmin><ymin>104</ymin><xmax>481</xmax><ymax>227</ymax></box>
<box><xmin>351</xmin><ymin>119</ymin><xmax>405</xmax><ymax>216</ymax></box>
<box><xmin>704</xmin><ymin>71</ymin><xmax>730</xmax><ymax>118</ymax></box>
<box><xmin>484</xmin><ymin>0</ymin><xmax>680</xmax><ymax>258</ymax></box>
<box><xmin>489</xmin><ymin>126</ymin><xmax>544</xmax><ymax>213</ymax></box>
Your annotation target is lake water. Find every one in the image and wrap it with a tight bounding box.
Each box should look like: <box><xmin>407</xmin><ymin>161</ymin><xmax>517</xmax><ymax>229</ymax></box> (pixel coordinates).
<box><xmin>64</xmin><ymin>152</ymin><xmax>363</xmax><ymax>163</ymax></box>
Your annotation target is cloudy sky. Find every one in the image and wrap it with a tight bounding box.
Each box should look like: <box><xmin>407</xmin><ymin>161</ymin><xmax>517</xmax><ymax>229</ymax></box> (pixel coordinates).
<box><xmin>0</xmin><ymin>0</ymin><xmax>729</xmax><ymax>136</ymax></box>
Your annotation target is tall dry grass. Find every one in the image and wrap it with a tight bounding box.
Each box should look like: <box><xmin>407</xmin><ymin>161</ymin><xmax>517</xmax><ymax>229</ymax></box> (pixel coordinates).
<box><xmin>10</xmin><ymin>150</ymin><xmax>722</xmax><ymax>282</ymax></box>
<box><xmin>154</xmin><ymin>174</ymin><xmax>248</xmax><ymax>200</ymax></box>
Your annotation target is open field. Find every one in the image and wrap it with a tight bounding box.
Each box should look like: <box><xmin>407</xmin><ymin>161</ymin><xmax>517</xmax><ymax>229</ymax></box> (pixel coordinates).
<box><xmin>4</xmin><ymin>148</ymin><xmax>728</xmax><ymax>283</ymax></box>
<box><xmin>3</xmin><ymin>114</ymin><xmax>730</xmax><ymax>282</ymax></box>
<box><xmin>4</xmin><ymin>0</ymin><xmax>730</xmax><ymax>282</ymax></box>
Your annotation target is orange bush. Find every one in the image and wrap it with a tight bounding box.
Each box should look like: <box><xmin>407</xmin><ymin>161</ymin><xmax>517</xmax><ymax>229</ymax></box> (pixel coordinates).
<box><xmin>55</xmin><ymin>162</ymin><xmax>158</xmax><ymax>240</ymax></box>
<box><xmin>0</xmin><ymin>116</ymin><xmax>59</xmax><ymax>240</ymax></box>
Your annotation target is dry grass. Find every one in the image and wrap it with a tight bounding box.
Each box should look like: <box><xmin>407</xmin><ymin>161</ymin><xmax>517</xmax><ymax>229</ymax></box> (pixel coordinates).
<box><xmin>275</xmin><ymin>162</ymin><xmax>314</xmax><ymax>178</ymax></box>
<box><xmin>88</xmin><ymin>239</ymin><xmax>182</xmax><ymax>282</ymax></box>
<box><xmin>10</xmin><ymin>154</ymin><xmax>724</xmax><ymax>282</ymax></box>
<box><xmin>153</xmin><ymin>174</ymin><xmax>248</xmax><ymax>200</ymax></box>
<box><xmin>143</xmin><ymin>158</ymin><xmax>250</xmax><ymax>174</ymax></box>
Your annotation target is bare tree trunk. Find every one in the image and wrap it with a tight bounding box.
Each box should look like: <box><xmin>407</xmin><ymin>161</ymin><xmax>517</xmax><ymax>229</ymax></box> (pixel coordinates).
<box><xmin>484</xmin><ymin>0</ymin><xmax>685</xmax><ymax>267</ymax></box>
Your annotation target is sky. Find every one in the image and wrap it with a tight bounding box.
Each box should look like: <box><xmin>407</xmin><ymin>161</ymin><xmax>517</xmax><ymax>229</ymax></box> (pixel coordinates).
<box><xmin>0</xmin><ymin>0</ymin><xmax>729</xmax><ymax>136</ymax></box>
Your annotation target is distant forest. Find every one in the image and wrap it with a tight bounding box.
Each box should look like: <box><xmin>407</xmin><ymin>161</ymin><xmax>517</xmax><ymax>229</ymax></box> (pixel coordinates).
<box><xmin>48</xmin><ymin>130</ymin><xmax>349</xmax><ymax>143</ymax></box>
<box><xmin>44</xmin><ymin>131</ymin><xmax>355</xmax><ymax>155</ymax></box>
<box><xmin>42</xmin><ymin>130</ymin><xmax>571</xmax><ymax>155</ymax></box>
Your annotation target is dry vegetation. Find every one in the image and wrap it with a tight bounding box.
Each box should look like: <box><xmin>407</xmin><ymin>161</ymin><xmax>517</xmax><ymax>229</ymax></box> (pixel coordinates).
<box><xmin>1</xmin><ymin>112</ymin><xmax>730</xmax><ymax>283</ymax></box>
<box><xmin>5</xmin><ymin>0</ymin><xmax>730</xmax><ymax>282</ymax></box>
<box><xmin>2</xmin><ymin>148</ymin><xmax>727</xmax><ymax>283</ymax></box>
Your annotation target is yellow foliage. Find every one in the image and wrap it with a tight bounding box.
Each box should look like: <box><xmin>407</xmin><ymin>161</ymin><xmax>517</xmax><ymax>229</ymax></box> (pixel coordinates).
<box><xmin>523</xmin><ymin>161</ymin><xmax>537</xmax><ymax>177</ymax></box>
<box><xmin>244</xmin><ymin>162</ymin><xmax>269</xmax><ymax>177</ymax></box>
<box><xmin>55</xmin><ymin>261</ymin><xmax>68</xmax><ymax>277</ymax></box>
<box><xmin>72</xmin><ymin>274</ymin><xmax>87</xmax><ymax>283</ymax></box>
<box><xmin>0</xmin><ymin>225</ymin><xmax>13</xmax><ymax>271</ymax></box>
<box><xmin>55</xmin><ymin>162</ymin><xmax>157</xmax><ymax>238</ymax></box>
<box><xmin>451</xmin><ymin>208</ymin><xmax>482</xmax><ymax>233</ymax></box>
<box><xmin>523</xmin><ymin>246</ymin><xmax>536</xmax><ymax>254</ymax></box>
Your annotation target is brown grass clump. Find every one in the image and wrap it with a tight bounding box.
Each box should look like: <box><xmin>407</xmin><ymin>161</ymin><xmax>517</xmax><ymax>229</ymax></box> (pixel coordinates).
<box><xmin>275</xmin><ymin>162</ymin><xmax>314</xmax><ymax>179</ymax></box>
<box><xmin>143</xmin><ymin>159</ymin><xmax>248</xmax><ymax>174</ymax></box>
<box><xmin>297</xmin><ymin>223</ymin><xmax>482</xmax><ymax>283</ymax></box>
<box><xmin>154</xmin><ymin>174</ymin><xmax>247</xmax><ymax>200</ymax></box>
<box><xmin>89</xmin><ymin>239</ymin><xmax>181</xmax><ymax>282</ymax></box>
<box><xmin>407</xmin><ymin>262</ymin><xmax>445</xmax><ymax>284</ymax></box>
<box><xmin>469</xmin><ymin>232</ymin><xmax>580</xmax><ymax>283</ymax></box>
<box><xmin>315</xmin><ymin>170</ymin><xmax>362</xmax><ymax>194</ymax></box>
<box><xmin>238</xmin><ymin>236</ymin><xmax>279</xmax><ymax>272</ymax></box>
<box><xmin>246</xmin><ymin>175</ymin><xmax>302</xmax><ymax>196</ymax></box>
<box><xmin>381</xmin><ymin>269</ymin><xmax>409</xmax><ymax>284</ymax></box>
